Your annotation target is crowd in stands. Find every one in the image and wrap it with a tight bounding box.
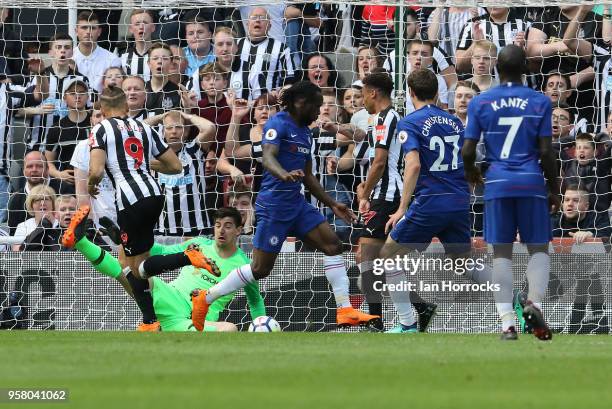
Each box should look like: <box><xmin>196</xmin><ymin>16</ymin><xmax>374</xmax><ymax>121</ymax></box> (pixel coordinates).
<box><xmin>0</xmin><ymin>4</ymin><xmax>610</xmax><ymax>251</ymax></box>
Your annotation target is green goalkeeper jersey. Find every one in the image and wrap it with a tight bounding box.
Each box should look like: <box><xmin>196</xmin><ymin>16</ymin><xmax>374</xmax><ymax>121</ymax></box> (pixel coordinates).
<box><xmin>149</xmin><ymin>237</ymin><xmax>265</xmax><ymax>321</ymax></box>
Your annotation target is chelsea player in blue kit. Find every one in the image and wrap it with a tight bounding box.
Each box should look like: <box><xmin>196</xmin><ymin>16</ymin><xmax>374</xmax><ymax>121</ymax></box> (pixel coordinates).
<box><xmin>191</xmin><ymin>82</ymin><xmax>380</xmax><ymax>328</ymax></box>
<box><xmin>379</xmin><ymin>69</ymin><xmax>494</xmax><ymax>334</ymax></box>
<box><xmin>462</xmin><ymin>46</ymin><xmax>560</xmax><ymax>341</ymax></box>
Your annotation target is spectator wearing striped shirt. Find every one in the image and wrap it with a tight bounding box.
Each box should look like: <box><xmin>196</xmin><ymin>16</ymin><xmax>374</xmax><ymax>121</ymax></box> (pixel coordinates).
<box><xmin>230</xmin><ymin>7</ymin><xmax>295</xmax><ymax>101</ymax></box>
<box><xmin>19</xmin><ymin>33</ymin><xmax>94</xmax><ymax>153</ymax></box>
<box><xmin>154</xmin><ymin>111</ymin><xmax>217</xmax><ymax>237</ymax></box>
<box><xmin>455</xmin><ymin>7</ymin><xmax>529</xmax><ymax>74</ymax></box>
<box><xmin>120</xmin><ymin>9</ymin><xmax>155</xmax><ymax>83</ymax></box>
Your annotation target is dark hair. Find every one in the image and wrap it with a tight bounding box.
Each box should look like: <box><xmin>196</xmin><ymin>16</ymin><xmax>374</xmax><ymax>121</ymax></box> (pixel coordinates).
<box><xmin>544</xmin><ymin>71</ymin><xmax>572</xmax><ymax>91</ymax></box>
<box><xmin>148</xmin><ymin>42</ymin><xmax>173</xmax><ymax>57</ymax></box>
<box><xmin>362</xmin><ymin>71</ymin><xmax>393</xmax><ymax>99</ymax></box>
<box><xmin>251</xmin><ymin>92</ymin><xmax>279</xmax><ymax>124</ymax></box>
<box><xmin>49</xmin><ymin>32</ymin><xmax>73</xmax><ymax>45</ymax></box>
<box><xmin>77</xmin><ymin>10</ymin><xmax>99</xmax><ymax>24</ymax></box>
<box><xmin>280</xmin><ymin>81</ymin><xmax>322</xmax><ymax>113</ymax></box>
<box><xmin>575</xmin><ymin>133</ymin><xmax>595</xmax><ymax>149</ymax></box>
<box><xmin>455</xmin><ymin>80</ymin><xmax>481</xmax><ymax>94</ymax></box>
<box><xmin>182</xmin><ymin>10</ymin><xmax>213</xmax><ymax>32</ymax></box>
<box><xmin>214</xmin><ymin>207</ymin><xmax>243</xmax><ymax>227</ymax></box>
<box><xmin>554</xmin><ymin>102</ymin><xmax>574</xmax><ymax>123</ymax></box>
<box><xmin>407</xmin><ymin>68</ymin><xmax>438</xmax><ymax>101</ymax></box>
<box><xmin>302</xmin><ymin>53</ymin><xmax>342</xmax><ymax>88</ymax></box>
<box><xmin>497</xmin><ymin>44</ymin><xmax>527</xmax><ymax>79</ymax></box>
<box><xmin>407</xmin><ymin>39</ymin><xmax>434</xmax><ymax>54</ymax></box>
<box><xmin>563</xmin><ymin>183</ymin><xmax>589</xmax><ymax>196</ymax></box>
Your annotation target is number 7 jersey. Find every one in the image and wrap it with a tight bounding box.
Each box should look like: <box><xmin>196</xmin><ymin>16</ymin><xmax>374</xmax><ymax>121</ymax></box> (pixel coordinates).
<box><xmin>465</xmin><ymin>83</ymin><xmax>552</xmax><ymax>200</ymax></box>
<box><xmin>90</xmin><ymin>117</ymin><xmax>169</xmax><ymax>211</ymax></box>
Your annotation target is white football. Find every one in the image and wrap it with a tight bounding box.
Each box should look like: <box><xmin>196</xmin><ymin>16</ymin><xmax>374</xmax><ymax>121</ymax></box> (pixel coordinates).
<box><xmin>248</xmin><ymin>316</ymin><xmax>281</xmax><ymax>332</ymax></box>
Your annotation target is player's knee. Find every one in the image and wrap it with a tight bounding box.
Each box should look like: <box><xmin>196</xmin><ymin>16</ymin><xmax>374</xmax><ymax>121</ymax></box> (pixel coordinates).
<box><xmin>321</xmin><ymin>240</ymin><xmax>343</xmax><ymax>256</ymax></box>
<box><xmin>250</xmin><ymin>262</ymin><xmax>272</xmax><ymax>280</ymax></box>
<box><xmin>217</xmin><ymin>322</ymin><xmax>238</xmax><ymax>332</ymax></box>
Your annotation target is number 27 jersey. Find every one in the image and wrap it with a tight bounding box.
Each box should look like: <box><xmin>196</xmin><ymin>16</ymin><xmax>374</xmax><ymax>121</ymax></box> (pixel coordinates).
<box><xmin>90</xmin><ymin>117</ymin><xmax>169</xmax><ymax>211</ymax></box>
<box><xmin>465</xmin><ymin>83</ymin><xmax>552</xmax><ymax>200</ymax></box>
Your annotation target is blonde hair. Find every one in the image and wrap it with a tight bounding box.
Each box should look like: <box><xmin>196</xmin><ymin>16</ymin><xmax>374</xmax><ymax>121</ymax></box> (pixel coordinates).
<box><xmin>55</xmin><ymin>194</ymin><xmax>77</xmax><ymax>208</ymax></box>
<box><xmin>25</xmin><ymin>185</ymin><xmax>56</xmax><ymax>214</ymax></box>
<box><xmin>472</xmin><ymin>40</ymin><xmax>498</xmax><ymax>56</ymax></box>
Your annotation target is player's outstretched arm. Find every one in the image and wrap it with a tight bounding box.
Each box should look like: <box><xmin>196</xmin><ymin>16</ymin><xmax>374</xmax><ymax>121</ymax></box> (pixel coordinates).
<box><xmin>563</xmin><ymin>5</ymin><xmax>594</xmax><ymax>58</ymax></box>
<box><xmin>262</xmin><ymin>143</ymin><xmax>304</xmax><ymax>182</ymax></box>
<box><xmin>538</xmin><ymin>137</ymin><xmax>561</xmax><ymax>213</ymax></box>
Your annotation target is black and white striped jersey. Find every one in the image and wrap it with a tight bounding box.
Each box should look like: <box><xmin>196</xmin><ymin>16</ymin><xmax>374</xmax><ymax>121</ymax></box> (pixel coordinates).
<box><xmin>305</xmin><ymin>128</ymin><xmax>337</xmax><ymax>208</ymax></box>
<box><xmin>593</xmin><ymin>43</ymin><xmax>612</xmax><ymax>133</ymax></box>
<box><xmin>90</xmin><ymin>117</ymin><xmax>168</xmax><ymax>211</ymax></box>
<box><xmin>456</xmin><ymin>10</ymin><xmax>531</xmax><ymax>52</ymax></box>
<box><xmin>24</xmin><ymin>66</ymin><xmax>94</xmax><ymax>152</ymax></box>
<box><xmin>120</xmin><ymin>46</ymin><xmax>151</xmax><ymax>82</ymax></box>
<box><xmin>156</xmin><ymin>140</ymin><xmax>210</xmax><ymax>236</ymax></box>
<box><xmin>364</xmin><ymin>106</ymin><xmax>403</xmax><ymax>202</ymax></box>
<box><xmin>230</xmin><ymin>37</ymin><xmax>295</xmax><ymax>101</ymax></box>
<box><xmin>0</xmin><ymin>82</ymin><xmax>30</xmax><ymax>174</ymax></box>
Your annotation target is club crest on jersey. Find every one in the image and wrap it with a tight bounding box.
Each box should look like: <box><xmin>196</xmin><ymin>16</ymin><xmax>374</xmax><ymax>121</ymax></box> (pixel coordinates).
<box><xmin>162</xmin><ymin>97</ymin><xmax>174</xmax><ymax>110</ymax></box>
<box><xmin>398</xmin><ymin>131</ymin><xmax>408</xmax><ymax>144</ymax></box>
<box><xmin>269</xmin><ymin>235</ymin><xmax>279</xmax><ymax>246</ymax></box>
<box><xmin>375</xmin><ymin>125</ymin><xmax>386</xmax><ymax>142</ymax></box>
<box><xmin>265</xmin><ymin>129</ymin><xmax>278</xmax><ymax>140</ymax></box>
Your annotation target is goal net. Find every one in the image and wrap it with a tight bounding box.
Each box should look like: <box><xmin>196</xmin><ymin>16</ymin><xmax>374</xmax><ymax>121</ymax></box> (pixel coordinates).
<box><xmin>0</xmin><ymin>1</ymin><xmax>611</xmax><ymax>333</ymax></box>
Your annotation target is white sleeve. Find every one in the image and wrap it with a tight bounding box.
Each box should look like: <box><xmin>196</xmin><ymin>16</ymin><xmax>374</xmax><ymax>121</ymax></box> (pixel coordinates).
<box><xmin>70</xmin><ymin>141</ymin><xmax>89</xmax><ymax>171</ymax></box>
<box><xmin>437</xmin><ymin>75</ymin><xmax>448</xmax><ymax>104</ymax></box>
<box><xmin>13</xmin><ymin>221</ymin><xmax>27</xmax><ymax>238</ymax></box>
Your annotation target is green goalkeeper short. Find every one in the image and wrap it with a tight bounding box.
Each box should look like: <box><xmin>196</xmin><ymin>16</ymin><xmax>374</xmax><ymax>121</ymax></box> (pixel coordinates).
<box><xmin>151</xmin><ymin>277</ymin><xmax>217</xmax><ymax>332</ymax></box>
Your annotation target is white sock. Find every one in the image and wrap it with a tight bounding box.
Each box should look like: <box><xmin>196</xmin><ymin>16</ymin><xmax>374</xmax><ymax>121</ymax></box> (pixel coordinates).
<box><xmin>385</xmin><ymin>268</ymin><xmax>416</xmax><ymax>326</ymax></box>
<box><xmin>324</xmin><ymin>255</ymin><xmax>351</xmax><ymax>308</ymax></box>
<box><xmin>493</xmin><ymin>257</ymin><xmax>515</xmax><ymax>330</ymax></box>
<box><xmin>205</xmin><ymin>264</ymin><xmax>254</xmax><ymax>303</ymax></box>
<box><xmin>526</xmin><ymin>252</ymin><xmax>550</xmax><ymax>306</ymax></box>
<box><xmin>465</xmin><ymin>263</ymin><xmax>493</xmax><ymax>284</ymax></box>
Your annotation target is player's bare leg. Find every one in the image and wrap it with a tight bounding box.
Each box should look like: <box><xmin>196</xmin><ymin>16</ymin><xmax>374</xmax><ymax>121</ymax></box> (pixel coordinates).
<box><xmin>523</xmin><ymin>244</ymin><xmax>552</xmax><ymax>341</ymax></box>
<box><xmin>302</xmin><ymin>221</ymin><xmax>380</xmax><ymax>328</ymax></box>
<box><xmin>492</xmin><ymin>244</ymin><xmax>519</xmax><ymax>340</ymax></box>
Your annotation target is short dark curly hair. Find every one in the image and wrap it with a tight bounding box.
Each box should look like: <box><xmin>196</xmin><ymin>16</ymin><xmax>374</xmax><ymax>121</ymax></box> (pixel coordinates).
<box><xmin>280</xmin><ymin>81</ymin><xmax>322</xmax><ymax>113</ymax></box>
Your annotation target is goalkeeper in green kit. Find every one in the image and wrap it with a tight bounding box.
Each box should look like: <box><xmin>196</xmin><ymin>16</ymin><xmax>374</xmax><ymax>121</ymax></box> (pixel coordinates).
<box><xmin>62</xmin><ymin>206</ymin><xmax>265</xmax><ymax>332</ymax></box>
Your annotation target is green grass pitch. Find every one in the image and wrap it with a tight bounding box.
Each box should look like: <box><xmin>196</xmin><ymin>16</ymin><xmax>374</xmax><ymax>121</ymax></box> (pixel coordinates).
<box><xmin>2</xmin><ymin>332</ymin><xmax>611</xmax><ymax>409</ymax></box>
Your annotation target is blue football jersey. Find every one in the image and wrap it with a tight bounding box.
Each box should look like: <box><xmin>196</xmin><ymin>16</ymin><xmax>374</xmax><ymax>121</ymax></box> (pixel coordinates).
<box><xmin>398</xmin><ymin>104</ymin><xmax>470</xmax><ymax>214</ymax></box>
<box><xmin>465</xmin><ymin>83</ymin><xmax>552</xmax><ymax>200</ymax></box>
<box><xmin>257</xmin><ymin>111</ymin><xmax>312</xmax><ymax>213</ymax></box>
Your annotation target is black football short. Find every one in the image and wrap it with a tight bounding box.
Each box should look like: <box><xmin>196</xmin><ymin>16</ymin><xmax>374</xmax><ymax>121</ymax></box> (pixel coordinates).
<box><xmin>360</xmin><ymin>199</ymin><xmax>401</xmax><ymax>240</ymax></box>
<box><xmin>117</xmin><ymin>195</ymin><xmax>165</xmax><ymax>256</ymax></box>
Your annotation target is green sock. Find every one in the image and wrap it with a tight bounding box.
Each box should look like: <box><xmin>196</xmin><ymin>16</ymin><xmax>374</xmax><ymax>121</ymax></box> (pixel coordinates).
<box><xmin>75</xmin><ymin>237</ymin><xmax>121</xmax><ymax>279</ymax></box>
<box><xmin>149</xmin><ymin>242</ymin><xmax>165</xmax><ymax>256</ymax></box>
